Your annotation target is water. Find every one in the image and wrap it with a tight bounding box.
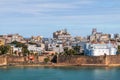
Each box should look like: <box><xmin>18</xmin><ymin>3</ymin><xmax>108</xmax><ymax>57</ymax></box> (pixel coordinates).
<box><xmin>0</xmin><ymin>66</ymin><xmax>120</xmax><ymax>80</ymax></box>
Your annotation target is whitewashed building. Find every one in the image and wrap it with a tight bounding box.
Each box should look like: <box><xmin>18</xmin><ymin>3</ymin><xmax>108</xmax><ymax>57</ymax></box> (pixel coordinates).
<box><xmin>84</xmin><ymin>43</ymin><xmax>117</xmax><ymax>56</ymax></box>
<box><xmin>47</xmin><ymin>43</ymin><xmax>64</xmax><ymax>53</ymax></box>
<box><xmin>11</xmin><ymin>45</ymin><xmax>22</xmax><ymax>54</ymax></box>
<box><xmin>28</xmin><ymin>44</ymin><xmax>45</xmax><ymax>54</ymax></box>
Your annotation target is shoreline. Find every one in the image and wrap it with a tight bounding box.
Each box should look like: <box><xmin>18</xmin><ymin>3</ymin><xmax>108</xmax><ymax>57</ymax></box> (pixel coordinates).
<box><xmin>1</xmin><ymin>63</ymin><xmax>120</xmax><ymax>68</ymax></box>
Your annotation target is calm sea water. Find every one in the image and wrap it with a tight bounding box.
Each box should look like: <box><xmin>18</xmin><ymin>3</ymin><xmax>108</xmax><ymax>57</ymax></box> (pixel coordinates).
<box><xmin>0</xmin><ymin>66</ymin><xmax>120</xmax><ymax>80</ymax></box>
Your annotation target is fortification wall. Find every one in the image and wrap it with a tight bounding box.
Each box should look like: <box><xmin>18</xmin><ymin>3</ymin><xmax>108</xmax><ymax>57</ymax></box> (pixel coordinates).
<box><xmin>106</xmin><ymin>55</ymin><xmax>120</xmax><ymax>64</ymax></box>
<box><xmin>57</xmin><ymin>55</ymin><xmax>106</xmax><ymax>65</ymax></box>
<box><xmin>0</xmin><ymin>55</ymin><xmax>120</xmax><ymax>66</ymax></box>
<box><xmin>7</xmin><ymin>56</ymin><xmax>25</xmax><ymax>63</ymax></box>
<box><xmin>0</xmin><ymin>55</ymin><xmax>7</xmax><ymax>66</ymax></box>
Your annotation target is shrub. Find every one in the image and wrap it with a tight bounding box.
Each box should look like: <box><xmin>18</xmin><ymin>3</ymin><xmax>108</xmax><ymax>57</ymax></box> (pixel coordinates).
<box><xmin>44</xmin><ymin>57</ymin><xmax>50</xmax><ymax>63</ymax></box>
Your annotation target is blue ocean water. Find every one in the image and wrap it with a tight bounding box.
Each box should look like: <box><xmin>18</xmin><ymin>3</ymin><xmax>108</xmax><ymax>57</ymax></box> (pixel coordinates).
<box><xmin>0</xmin><ymin>66</ymin><xmax>119</xmax><ymax>80</ymax></box>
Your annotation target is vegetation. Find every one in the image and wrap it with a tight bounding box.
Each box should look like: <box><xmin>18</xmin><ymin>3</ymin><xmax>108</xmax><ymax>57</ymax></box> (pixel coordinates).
<box><xmin>11</xmin><ymin>41</ymin><xmax>25</xmax><ymax>47</ymax></box>
<box><xmin>117</xmin><ymin>45</ymin><xmax>120</xmax><ymax>54</ymax></box>
<box><xmin>64</xmin><ymin>47</ymin><xmax>77</xmax><ymax>55</ymax></box>
<box><xmin>22</xmin><ymin>45</ymin><xmax>29</xmax><ymax>56</ymax></box>
<box><xmin>73</xmin><ymin>46</ymin><xmax>81</xmax><ymax>54</ymax></box>
<box><xmin>28</xmin><ymin>42</ymin><xmax>37</xmax><ymax>45</ymax></box>
<box><xmin>11</xmin><ymin>41</ymin><xmax>29</xmax><ymax>56</ymax></box>
<box><xmin>44</xmin><ymin>57</ymin><xmax>50</xmax><ymax>63</ymax></box>
<box><xmin>0</xmin><ymin>45</ymin><xmax>10</xmax><ymax>55</ymax></box>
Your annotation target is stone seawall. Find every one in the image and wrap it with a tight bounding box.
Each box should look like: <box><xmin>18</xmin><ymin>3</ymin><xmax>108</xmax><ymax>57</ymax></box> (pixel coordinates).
<box><xmin>0</xmin><ymin>55</ymin><xmax>7</xmax><ymax>66</ymax></box>
<box><xmin>106</xmin><ymin>55</ymin><xmax>120</xmax><ymax>64</ymax></box>
<box><xmin>7</xmin><ymin>56</ymin><xmax>25</xmax><ymax>64</ymax></box>
<box><xmin>7</xmin><ymin>56</ymin><xmax>50</xmax><ymax>64</ymax></box>
<box><xmin>0</xmin><ymin>55</ymin><xmax>54</xmax><ymax>66</ymax></box>
<box><xmin>0</xmin><ymin>55</ymin><xmax>120</xmax><ymax>66</ymax></box>
<box><xmin>57</xmin><ymin>55</ymin><xmax>120</xmax><ymax>66</ymax></box>
<box><xmin>57</xmin><ymin>55</ymin><xmax>106</xmax><ymax>65</ymax></box>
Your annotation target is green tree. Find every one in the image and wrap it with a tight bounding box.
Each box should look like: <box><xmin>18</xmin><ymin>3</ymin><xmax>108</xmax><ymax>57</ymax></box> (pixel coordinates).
<box><xmin>0</xmin><ymin>45</ymin><xmax>10</xmax><ymax>55</ymax></box>
<box><xmin>117</xmin><ymin>45</ymin><xmax>120</xmax><ymax>54</ymax></box>
<box><xmin>68</xmin><ymin>49</ymin><xmax>77</xmax><ymax>55</ymax></box>
<box><xmin>11</xmin><ymin>41</ymin><xmax>29</xmax><ymax>56</ymax></box>
<box><xmin>22</xmin><ymin>45</ymin><xmax>29</xmax><ymax>56</ymax></box>
<box><xmin>73</xmin><ymin>46</ymin><xmax>80</xmax><ymax>54</ymax></box>
<box><xmin>64</xmin><ymin>47</ymin><xmax>77</xmax><ymax>55</ymax></box>
<box><xmin>44</xmin><ymin>57</ymin><xmax>50</xmax><ymax>63</ymax></box>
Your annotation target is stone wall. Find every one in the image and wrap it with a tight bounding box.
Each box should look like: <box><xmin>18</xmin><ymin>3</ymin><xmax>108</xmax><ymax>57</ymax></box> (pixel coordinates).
<box><xmin>57</xmin><ymin>55</ymin><xmax>106</xmax><ymax>65</ymax></box>
<box><xmin>0</xmin><ymin>55</ymin><xmax>7</xmax><ymax>66</ymax></box>
<box><xmin>6</xmin><ymin>55</ymin><xmax>53</xmax><ymax>64</ymax></box>
<box><xmin>38</xmin><ymin>56</ymin><xmax>54</xmax><ymax>63</ymax></box>
<box><xmin>7</xmin><ymin>56</ymin><xmax>25</xmax><ymax>63</ymax></box>
<box><xmin>0</xmin><ymin>55</ymin><xmax>120</xmax><ymax>66</ymax></box>
<box><xmin>38</xmin><ymin>56</ymin><xmax>47</xmax><ymax>63</ymax></box>
<box><xmin>106</xmin><ymin>55</ymin><xmax>120</xmax><ymax>64</ymax></box>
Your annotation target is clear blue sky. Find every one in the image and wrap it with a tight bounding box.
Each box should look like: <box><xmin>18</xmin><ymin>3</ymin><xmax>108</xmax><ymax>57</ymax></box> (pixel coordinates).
<box><xmin>0</xmin><ymin>0</ymin><xmax>120</xmax><ymax>38</ymax></box>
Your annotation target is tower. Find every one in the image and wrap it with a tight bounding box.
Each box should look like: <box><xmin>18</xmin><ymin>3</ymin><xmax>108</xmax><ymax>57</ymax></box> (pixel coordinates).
<box><xmin>92</xmin><ymin>28</ymin><xmax>97</xmax><ymax>35</ymax></box>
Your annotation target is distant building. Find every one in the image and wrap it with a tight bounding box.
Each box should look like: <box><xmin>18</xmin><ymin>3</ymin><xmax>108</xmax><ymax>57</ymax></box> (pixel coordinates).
<box><xmin>110</xmin><ymin>34</ymin><xmax>114</xmax><ymax>39</ymax></box>
<box><xmin>11</xmin><ymin>34</ymin><xmax>23</xmax><ymax>42</ymax></box>
<box><xmin>92</xmin><ymin>28</ymin><xmax>97</xmax><ymax>35</ymax></box>
<box><xmin>74</xmin><ymin>36</ymin><xmax>82</xmax><ymax>42</ymax></box>
<box><xmin>100</xmin><ymin>34</ymin><xmax>110</xmax><ymax>41</ymax></box>
<box><xmin>0</xmin><ymin>38</ymin><xmax>5</xmax><ymax>46</ymax></box>
<box><xmin>53</xmin><ymin>29</ymin><xmax>71</xmax><ymax>40</ymax></box>
<box><xmin>88</xmin><ymin>28</ymin><xmax>110</xmax><ymax>42</ymax></box>
<box><xmin>30</xmin><ymin>36</ymin><xmax>43</xmax><ymax>43</ymax></box>
<box><xmin>0</xmin><ymin>34</ymin><xmax>24</xmax><ymax>44</ymax></box>
<box><xmin>114</xmin><ymin>34</ymin><xmax>120</xmax><ymax>40</ymax></box>
<box><xmin>47</xmin><ymin>42</ymin><xmax>64</xmax><ymax>53</ymax></box>
<box><xmin>84</xmin><ymin>42</ymin><xmax>117</xmax><ymax>56</ymax></box>
<box><xmin>28</xmin><ymin>44</ymin><xmax>45</xmax><ymax>55</ymax></box>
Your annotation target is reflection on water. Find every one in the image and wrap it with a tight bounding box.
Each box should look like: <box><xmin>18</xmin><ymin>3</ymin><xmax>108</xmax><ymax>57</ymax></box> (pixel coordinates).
<box><xmin>0</xmin><ymin>66</ymin><xmax>120</xmax><ymax>80</ymax></box>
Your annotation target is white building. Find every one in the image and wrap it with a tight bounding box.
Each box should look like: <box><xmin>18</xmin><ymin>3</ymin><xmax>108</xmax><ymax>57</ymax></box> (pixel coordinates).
<box><xmin>84</xmin><ymin>43</ymin><xmax>117</xmax><ymax>56</ymax></box>
<box><xmin>11</xmin><ymin>45</ymin><xmax>22</xmax><ymax>54</ymax></box>
<box><xmin>47</xmin><ymin>43</ymin><xmax>64</xmax><ymax>53</ymax></box>
<box><xmin>28</xmin><ymin>44</ymin><xmax>45</xmax><ymax>54</ymax></box>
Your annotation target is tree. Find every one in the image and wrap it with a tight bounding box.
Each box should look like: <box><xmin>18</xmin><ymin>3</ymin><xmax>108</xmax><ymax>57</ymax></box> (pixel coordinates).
<box><xmin>73</xmin><ymin>46</ymin><xmax>80</xmax><ymax>54</ymax></box>
<box><xmin>11</xmin><ymin>41</ymin><xmax>29</xmax><ymax>56</ymax></box>
<box><xmin>44</xmin><ymin>57</ymin><xmax>50</xmax><ymax>63</ymax></box>
<box><xmin>117</xmin><ymin>45</ymin><xmax>120</xmax><ymax>54</ymax></box>
<box><xmin>68</xmin><ymin>49</ymin><xmax>77</xmax><ymax>55</ymax></box>
<box><xmin>22</xmin><ymin>45</ymin><xmax>29</xmax><ymax>56</ymax></box>
<box><xmin>64</xmin><ymin>47</ymin><xmax>77</xmax><ymax>55</ymax></box>
<box><xmin>64</xmin><ymin>47</ymin><xmax>70</xmax><ymax>55</ymax></box>
<box><xmin>0</xmin><ymin>45</ymin><xmax>10</xmax><ymax>55</ymax></box>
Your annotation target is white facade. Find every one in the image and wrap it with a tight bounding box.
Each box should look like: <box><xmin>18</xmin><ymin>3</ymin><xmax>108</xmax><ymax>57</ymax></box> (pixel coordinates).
<box><xmin>11</xmin><ymin>46</ymin><xmax>22</xmax><ymax>53</ymax></box>
<box><xmin>28</xmin><ymin>45</ymin><xmax>44</xmax><ymax>54</ymax></box>
<box><xmin>48</xmin><ymin>43</ymin><xmax>64</xmax><ymax>53</ymax></box>
<box><xmin>84</xmin><ymin>43</ymin><xmax>117</xmax><ymax>56</ymax></box>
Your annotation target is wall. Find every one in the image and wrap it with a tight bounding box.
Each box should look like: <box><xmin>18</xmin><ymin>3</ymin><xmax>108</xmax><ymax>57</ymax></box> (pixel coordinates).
<box><xmin>1</xmin><ymin>55</ymin><xmax>120</xmax><ymax>66</ymax></box>
<box><xmin>38</xmin><ymin>56</ymin><xmax>47</xmax><ymax>63</ymax></box>
<box><xmin>106</xmin><ymin>55</ymin><xmax>120</xmax><ymax>64</ymax></box>
<box><xmin>7</xmin><ymin>56</ymin><xmax>25</xmax><ymax>64</ymax></box>
<box><xmin>6</xmin><ymin>55</ymin><xmax>53</xmax><ymax>64</ymax></box>
<box><xmin>0</xmin><ymin>55</ymin><xmax>7</xmax><ymax>66</ymax></box>
<box><xmin>57</xmin><ymin>55</ymin><xmax>106</xmax><ymax>65</ymax></box>
<box><xmin>38</xmin><ymin>56</ymin><xmax>54</xmax><ymax>63</ymax></box>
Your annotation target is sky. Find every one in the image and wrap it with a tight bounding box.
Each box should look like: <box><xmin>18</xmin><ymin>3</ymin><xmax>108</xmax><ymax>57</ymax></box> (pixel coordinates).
<box><xmin>0</xmin><ymin>0</ymin><xmax>120</xmax><ymax>38</ymax></box>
